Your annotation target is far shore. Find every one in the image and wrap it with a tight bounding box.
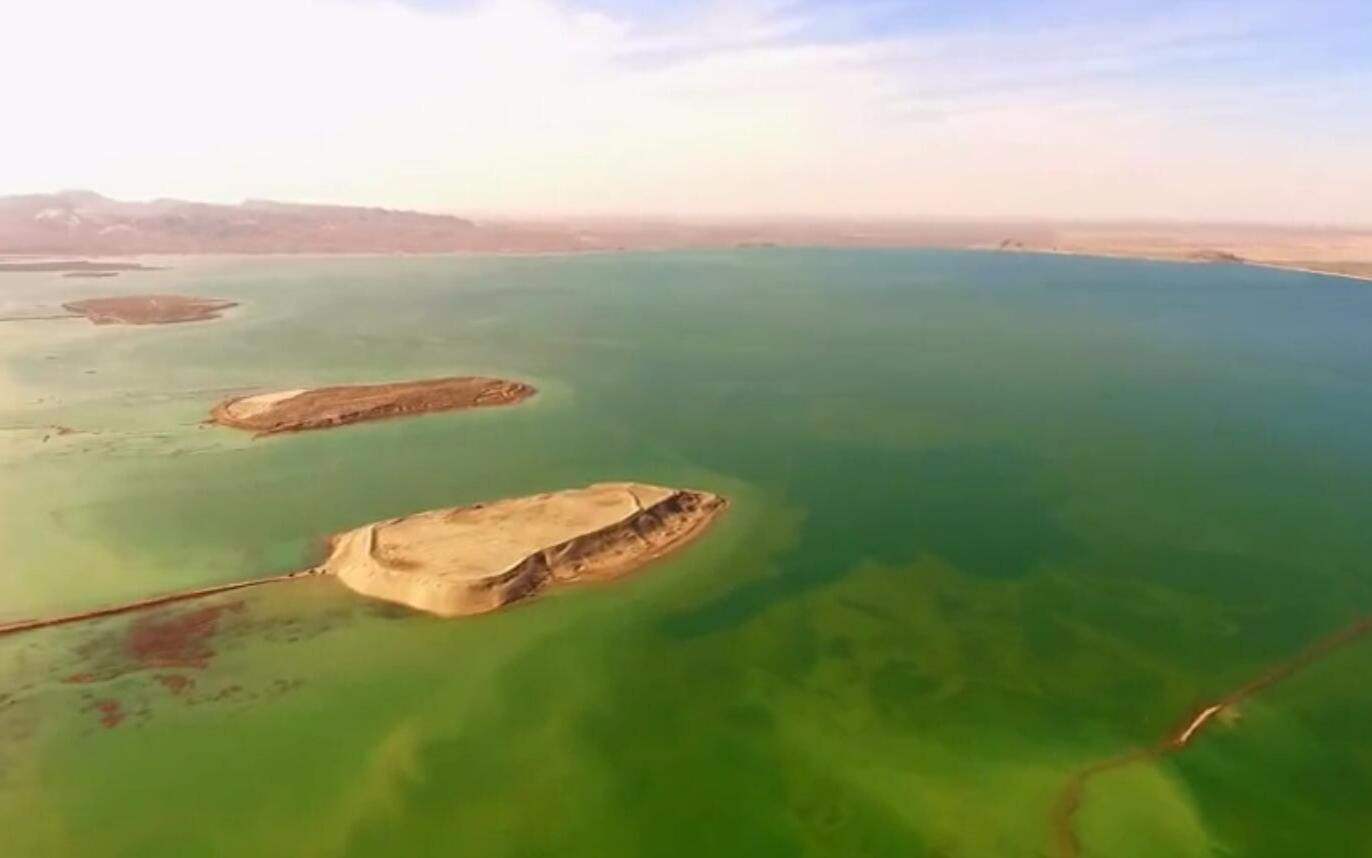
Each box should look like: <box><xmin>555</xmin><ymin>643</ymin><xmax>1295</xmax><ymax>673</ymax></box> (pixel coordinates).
<box><xmin>2</xmin><ymin>244</ymin><xmax>1369</xmax><ymax>286</ymax></box>
<box><xmin>989</xmin><ymin>246</ymin><xmax>1372</xmax><ymax>285</ymax></box>
<box><xmin>2</xmin><ymin>193</ymin><xmax>1368</xmax><ymax>283</ymax></box>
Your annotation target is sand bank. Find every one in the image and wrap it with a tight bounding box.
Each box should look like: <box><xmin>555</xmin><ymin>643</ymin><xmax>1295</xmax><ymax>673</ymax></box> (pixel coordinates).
<box><xmin>63</xmin><ymin>294</ymin><xmax>237</xmax><ymax>325</ymax></box>
<box><xmin>210</xmin><ymin>376</ymin><xmax>535</xmax><ymax>435</ymax></box>
<box><xmin>319</xmin><ymin>482</ymin><xmax>727</xmax><ymax>617</ymax></box>
<box><xmin>0</xmin><ymin>260</ymin><xmax>159</xmax><ymax>273</ymax></box>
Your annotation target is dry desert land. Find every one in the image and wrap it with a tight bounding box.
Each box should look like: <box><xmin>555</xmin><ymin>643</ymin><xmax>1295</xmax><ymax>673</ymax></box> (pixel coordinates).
<box><xmin>5</xmin><ymin>192</ymin><xmax>1369</xmax><ymax>283</ymax></box>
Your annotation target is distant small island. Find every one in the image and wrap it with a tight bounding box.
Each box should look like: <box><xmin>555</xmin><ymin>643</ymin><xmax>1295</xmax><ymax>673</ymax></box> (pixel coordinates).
<box><xmin>210</xmin><ymin>376</ymin><xmax>536</xmax><ymax>436</ymax></box>
<box><xmin>320</xmin><ymin>482</ymin><xmax>727</xmax><ymax>617</ymax></box>
<box><xmin>0</xmin><ymin>259</ymin><xmax>160</xmax><ymax>274</ymax></box>
<box><xmin>63</xmin><ymin>294</ymin><xmax>237</xmax><ymax>325</ymax></box>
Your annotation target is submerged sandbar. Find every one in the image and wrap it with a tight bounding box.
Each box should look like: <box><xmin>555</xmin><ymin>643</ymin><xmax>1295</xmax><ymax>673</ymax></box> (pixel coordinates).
<box><xmin>63</xmin><ymin>294</ymin><xmax>237</xmax><ymax>325</ymax></box>
<box><xmin>318</xmin><ymin>482</ymin><xmax>727</xmax><ymax>617</ymax></box>
<box><xmin>210</xmin><ymin>376</ymin><xmax>535</xmax><ymax>435</ymax></box>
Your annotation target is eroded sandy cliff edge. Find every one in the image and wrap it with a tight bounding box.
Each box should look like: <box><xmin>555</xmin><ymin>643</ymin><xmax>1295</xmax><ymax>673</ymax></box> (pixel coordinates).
<box><xmin>318</xmin><ymin>482</ymin><xmax>727</xmax><ymax>617</ymax></box>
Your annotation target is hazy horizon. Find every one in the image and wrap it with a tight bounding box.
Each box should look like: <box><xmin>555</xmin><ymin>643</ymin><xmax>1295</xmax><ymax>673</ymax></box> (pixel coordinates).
<box><xmin>7</xmin><ymin>0</ymin><xmax>1372</xmax><ymax>224</ymax></box>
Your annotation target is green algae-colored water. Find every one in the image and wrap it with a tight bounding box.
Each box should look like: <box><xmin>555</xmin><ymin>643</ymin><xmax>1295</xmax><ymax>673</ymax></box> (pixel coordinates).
<box><xmin>2</xmin><ymin>250</ymin><xmax>1371</xmax><ymax>856</ymax></box>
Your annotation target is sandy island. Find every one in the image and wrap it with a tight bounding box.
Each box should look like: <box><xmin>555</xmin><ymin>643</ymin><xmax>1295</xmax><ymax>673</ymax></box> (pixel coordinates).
<box><xmin>210</xmin><ymin>376</ymin><xmax>535</xmax><ymax>435</ymax></box>
<box><xmin>0</xmin><ymin>482</ymin><xmax>726</xmax><ymax>635</ymax></box>
<box><xmin>63</xmin><ymin>294</ymin><xmax>237</xmax><ymax>325</ymax></box>
<box><xmin>317</xmin><ymin>482</ymin><xmax>727</xmax><ymax>617</ymax></box>
<box><xmin>0</xmin><ymin>260</ymin><xmax>160</xmax><ymax>274</ymax></box>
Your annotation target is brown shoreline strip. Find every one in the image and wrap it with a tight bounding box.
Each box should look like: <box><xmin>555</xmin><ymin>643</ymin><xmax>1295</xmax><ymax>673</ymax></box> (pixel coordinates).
<box><xmin>1050</xmin><ymin>613</ymin><xmax>1372</xmax><ymax>858</ymax></box>
<box><xmin>0</xmin><ymin>570</ymin><xmax>322</xmax><ymax>638</ymax></box>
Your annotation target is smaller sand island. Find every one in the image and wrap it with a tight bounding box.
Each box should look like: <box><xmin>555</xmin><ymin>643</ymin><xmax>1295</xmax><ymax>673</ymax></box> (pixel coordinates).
<box><xmin>318</xmin><ymin>482</ymin><xmax>727</xmax><ymax>617</ymax></box>
<box><xmin>210</xmin><ymin>376</ymin><xmax>535</xmax><ymax>436</ymax></box>
<box><xmin>63</xmin><ymin>294</ymin><xmax>237</xmax><ymax>325</ymax></box>
<box><xmin>0</xmin><ymin>260</ymin><xmax>160</xmax><ymax>274</ymax></box>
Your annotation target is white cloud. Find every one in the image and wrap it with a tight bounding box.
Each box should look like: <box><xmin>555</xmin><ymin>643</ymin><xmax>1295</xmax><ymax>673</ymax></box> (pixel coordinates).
<box><xmin>2</xmin><ymin>0</ymin><xmax>1369</xmax><ymax>222</ymax></box>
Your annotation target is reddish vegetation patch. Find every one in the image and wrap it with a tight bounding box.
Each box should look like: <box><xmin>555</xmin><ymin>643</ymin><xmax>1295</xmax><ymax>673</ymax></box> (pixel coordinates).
<box><xmin>90</xmin><ymin>699</ymin><xmax>125</xmax><ymax>729</ymax></box>
<box><xmin>16</xmin><ymin>599</ymin><xmax>334</xmax><ymax>737</ymax></box>
<box><xmin>65</xmin><ymin>601</ymin><xmax>244</xmax><ymax>684</ymax></box>
<box><xmin>126</xmin><ymin>602</ymin><xmax>243</xmax><ymax>670</ymax></box>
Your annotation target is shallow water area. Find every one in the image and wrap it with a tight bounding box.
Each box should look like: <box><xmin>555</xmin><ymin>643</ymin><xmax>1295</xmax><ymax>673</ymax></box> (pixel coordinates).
<box><xmin>3</xmin><ymin>250</ymin><xmax>1372</xmax><ymax>856</ymax></box>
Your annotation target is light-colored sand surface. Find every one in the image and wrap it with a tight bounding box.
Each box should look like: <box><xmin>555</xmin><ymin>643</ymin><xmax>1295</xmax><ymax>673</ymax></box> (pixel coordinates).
<box><xmin>221</xmin><ymin>389</ymin><xmax>307</xmax><ymax>421</ymax></box>
<box><xmin>319</xmin><ymin>482</ymin><xmax>727</xmax><ymax>617</ymax></box>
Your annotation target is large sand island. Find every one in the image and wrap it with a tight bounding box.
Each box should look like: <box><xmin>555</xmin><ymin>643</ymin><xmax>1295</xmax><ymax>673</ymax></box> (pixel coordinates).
<box><xmin>0</xmin><ymin>483</ymin><xmax>726</xmax><ymax>636</ymax></box>
<box><xmin>63</xmin><ymin>294</ymin><xmax>237</xmax><ymax>325</ymax></box>
<box><xmin>318</xmin><ymin>482</ymin><xmax>727</xmax><ymax>617</ymax></box>
<box><xmin>210</xmin><ymin>376</ymin><xmax>535</xmax><ymax>435</ymax></box>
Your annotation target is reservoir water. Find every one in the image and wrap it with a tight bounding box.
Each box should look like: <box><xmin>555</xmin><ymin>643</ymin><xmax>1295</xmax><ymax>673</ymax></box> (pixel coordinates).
<box><xmin>2</xmin><ymin>250</ymin><xmax>1371</xmax><ymax>856</ymax></box>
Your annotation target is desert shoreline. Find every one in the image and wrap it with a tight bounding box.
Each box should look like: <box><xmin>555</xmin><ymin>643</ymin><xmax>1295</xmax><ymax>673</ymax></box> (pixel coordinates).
<box><xmin>3</xmin><ymin>245</ymin><xmax>1369</xmax><ymax>285</ymax></box>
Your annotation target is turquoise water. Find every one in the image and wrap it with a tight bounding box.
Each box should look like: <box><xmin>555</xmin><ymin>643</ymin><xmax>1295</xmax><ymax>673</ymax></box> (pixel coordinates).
<box><xmin>1</xmin><ymin>250</ymin><xmax>1370</xmax><ymax>855</ymax></box>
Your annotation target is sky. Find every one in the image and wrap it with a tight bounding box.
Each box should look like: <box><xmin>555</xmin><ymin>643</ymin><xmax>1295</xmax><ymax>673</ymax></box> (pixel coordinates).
<box><xmin>5</xmin><ymin>0</ymin><xmax>1371</xmax><ymax>223</ymax></box>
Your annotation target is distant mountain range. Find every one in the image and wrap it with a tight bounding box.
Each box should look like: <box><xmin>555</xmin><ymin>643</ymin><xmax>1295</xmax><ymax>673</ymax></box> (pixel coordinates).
<box><xmin>2</xmin><ymin>191</ymin><xmax>1369</xmax><ymax>282</ymax></box>
<box><xmin>0</xmin><ymin>190</ymin><xmax>1057</xmax><ymax>256</ymax></box>
<box><xmin>0</xmin><ymin>190</ymin><xmax>503</xmax><ymax>254</ymax></box>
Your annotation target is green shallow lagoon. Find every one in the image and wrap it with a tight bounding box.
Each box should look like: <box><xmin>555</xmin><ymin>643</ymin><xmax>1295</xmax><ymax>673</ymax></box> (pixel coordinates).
<box><xmin>2</xmin><ymin>250</ymin><xmax>1371</xmax><ymax>856</ymax></box>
